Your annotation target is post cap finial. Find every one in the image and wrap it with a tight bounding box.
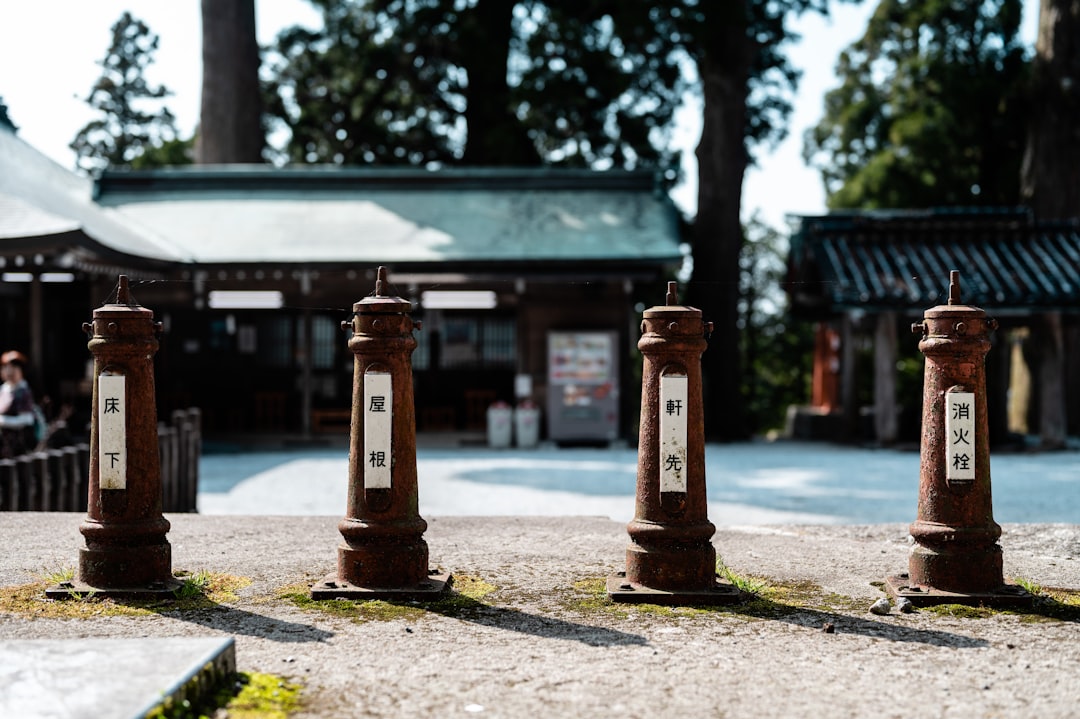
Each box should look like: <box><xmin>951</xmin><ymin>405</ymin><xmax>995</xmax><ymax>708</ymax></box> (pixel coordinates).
<box><xmin>117</xmin><ymin>275</ymin><xmax>130</xmax><ymax>305</ymax></box>
<box><xmin>948</xmin><ymin>270</ymin><xmax>961</xmax><ymax>306</ymax></box>
<box><xmin>375</xmin><ymin>266</ymin><xmax>388</xmax><ymax>297</ymax></box>
<box><xmin>666</xmin><ymin>281</ymin><xmax>678</xmax><ymax>306</ymax></box>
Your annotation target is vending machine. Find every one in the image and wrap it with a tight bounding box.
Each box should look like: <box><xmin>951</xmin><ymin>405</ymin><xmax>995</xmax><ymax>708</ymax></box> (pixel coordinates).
<box><xmin>546</xmin><ymin>331</ymin><xmax>619</xmax><ymax>443</ymax></box>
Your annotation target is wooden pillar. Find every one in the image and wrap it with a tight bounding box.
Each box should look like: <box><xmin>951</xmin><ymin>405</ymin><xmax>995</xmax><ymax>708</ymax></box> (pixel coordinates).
<box><xmin>1067</xmin><ymin>322</ymin><xmax>1080</xmax><ymax>438</ymax></box>
<box><xmin>986</xmin><ymin>325</ymin><xmax>1012</xmax><ymax>446</ymax></box>
<box><xmin>811</xmin><ymin>323</ymin><xmax>840</xmax><ymax>412</ymax></box>
<box><xmin>1034</xmin><ymin>312</ymin><xmax>1067</xmax><ymax>449</ymax></box>
<box><xmin>873</xmin><ymin>312</ymin><xmax>898</xmax><ymax>445</ymax></box>
<box><xmin>29</xmin><ymin>274</ymin><xmax>43</xmax><ymax>381</ymax></box>
<box><xmin>840</xmin><ymin>314</ymin><xmax>858</xmax><ymax>441</ymax></box>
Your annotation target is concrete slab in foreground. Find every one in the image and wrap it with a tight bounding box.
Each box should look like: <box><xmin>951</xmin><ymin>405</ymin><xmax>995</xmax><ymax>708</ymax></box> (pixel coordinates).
<box><xmin>0</xmin><ymin>637</ymin><xmax>235</xmax><ymax>719</ymax></box>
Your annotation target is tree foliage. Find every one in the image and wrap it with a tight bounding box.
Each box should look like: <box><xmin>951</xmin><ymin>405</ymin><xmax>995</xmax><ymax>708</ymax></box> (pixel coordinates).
<box><xmin>804</xmin><ymin>0</ymin><xmax>1029</xmax><ymax>209</ymax></box>
<box><xmin>70</xmin><ymin>12</ymin><xmax>187</xmax><ymax>173</ymax></box>
<box><xmin>0</xmin><ymin>97</ymin><xmax>16</xmax><ymax>132</ymax></box>
<box><xmin>653</xmin><ymin>0</ymin><xmax>836</xmax><ymax>440</ymax></box>
<box><xmin>264</xmin><ymin>0</ymin><xmax>687</xmax><ymax>169</ymax></box>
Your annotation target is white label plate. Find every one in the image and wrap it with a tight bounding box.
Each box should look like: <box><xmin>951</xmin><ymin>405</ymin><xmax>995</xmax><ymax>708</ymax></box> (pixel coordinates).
<box><xmin>98</xmin><ymin>374</ymin><xmax>127</xmax><ymax>490</ymax></box>
<box><xmin>364</xmin><ymin>372</ymin><xmax>393</xmax><ymax>489</ymax></box>
<box><xmin>945</xmin><ymin>392</ymin><xmax>975</xmax><ymax>481</ymax></box>
<box><xmin>659</xmin><ymin>374</ymin><xmax>688</xmax><ymax>493</ymax></box>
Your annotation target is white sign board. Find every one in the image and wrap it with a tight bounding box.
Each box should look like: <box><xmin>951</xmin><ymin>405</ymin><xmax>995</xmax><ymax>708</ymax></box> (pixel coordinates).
<box><xmin>659</xmin><ymin>374</ymin><xmax>689</xmax><ymax>493</ymax></box>
<box><xmin>364</xmin><ymin>371</ymin><xmax>393</xmax><ymax>489</ymax></box>
<box><xmin>945</xmin><ymin>392</ymin><xmax>975</xmax><ymax>481</ymax></box>
<box><xmin>98</xmin><ymin>374</ymin><xmax>127</xmax><ymax>490</ymax></box>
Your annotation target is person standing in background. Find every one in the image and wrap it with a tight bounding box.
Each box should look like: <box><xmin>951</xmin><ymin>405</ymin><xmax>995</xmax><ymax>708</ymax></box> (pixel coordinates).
<box><xmin>0</xmin><ymin>350</ymin><xmax>36</xmax><ymax>457</ymax></box>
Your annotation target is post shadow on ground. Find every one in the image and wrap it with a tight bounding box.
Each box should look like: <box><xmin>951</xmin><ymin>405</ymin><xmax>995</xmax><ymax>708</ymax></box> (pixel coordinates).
<box><xmin>77</xmin><ymin>595</ymin><xmax>337</xmax><ymax>644</ymax></box>
<box><xmin>408</xmin><ymin>585</ymin><xmax>988</xmax><ymax>649</ymax></box>
<box><xmin>291</xmin><ymin>588</ymin><xmax>649</xmax><ymax>648</ymax></box>
<box><xmin>159</xmin><ymin>604</ymin><xmax>336</xmax><ymax>643</ymax></box>
<box><xmin>421</xmin><ymin>599</ymin><xmax>649</xmax><ymax>647</ymax></box>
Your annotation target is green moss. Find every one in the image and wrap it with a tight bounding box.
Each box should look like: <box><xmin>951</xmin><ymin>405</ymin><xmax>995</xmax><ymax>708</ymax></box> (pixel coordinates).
<box><xmin>923</xmin><ymin>603</ymin><xmax>997</xmax><ymax>619</ymax></box>
<box><xmin>0</xmin><ymin>570</ymin><xmax>251</xmax><ymax>619</ymax></box>
<box><xmin>912</xmin><ymin>582</ymin><xmax>1080</xmax><ymax>623</ymax></box>
<box><xmin>563</xmin><ymin>574</ymin><xmax>860</xmax><ymax>621</ymax></box>
<box><xmin>170</xmin><ymin>570</ymin><xmax>252</xmax><ymax>606</ymax></box>
<box><xmin>278</xmin><ymin>574</ymin><xmax>497</xmax><ymax>623</ymax></box>
<box><xmin>147</xmin><ymin>672</ymin><xmax>301</xmax><ymax>719</ymax></box>
<box><xmin>1016</xmin><ymin>584</ymin><xmax>1080</xmax><ymax>623</ymax></box>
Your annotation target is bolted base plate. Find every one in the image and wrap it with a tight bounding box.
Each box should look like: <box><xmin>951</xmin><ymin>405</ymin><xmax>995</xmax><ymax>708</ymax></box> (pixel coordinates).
<box><xmin>884</xmin><ymin>573</ymin><xmax>1033</xmax><ymax>609</ymax></box>
<box><xmin>45</xmin><ymin>578</ymin><xmax>184</xmax><ymax>601</ymax></box>
<box><xmin>311</xmin><ymin>570</ymin><xmax>452</xmax><ymax>601</ymax></box>
<box><xmin>606</xmin><ymin>572</ymin><xmax>745</xmax><ymax>606</ymax></box>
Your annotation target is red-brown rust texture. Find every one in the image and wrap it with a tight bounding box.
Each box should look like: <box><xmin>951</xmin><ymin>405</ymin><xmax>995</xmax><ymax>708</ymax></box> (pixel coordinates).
<box><xmin>77</xmin><ymin>276</ymin><xmax>173</xmax><ymax>589</ymax></box>
<box><xmin>908</xmin><ymin>289</ymin><xmax>1003</xmax><ymax>593</ymax></box>
<box><xmin>623</xmin><ymin>286</ymin><xmax>717</xmax><ymax>592</ymax></box>
<box><xmin>335</xmin><ymin>267</ymin><xmax>431</xmax><ymax>589</ymax></box>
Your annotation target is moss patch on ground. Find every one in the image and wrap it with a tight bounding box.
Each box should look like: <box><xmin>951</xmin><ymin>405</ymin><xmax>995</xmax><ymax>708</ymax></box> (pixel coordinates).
<box><xmin>0</xmin><ymin>569</ymin><xmax>251</xmax><ymax>619</ymax></box>
<box><xmin>278</xmin><ymin>574</ymin><xmax>497</xmax><ymax>623</ymax></box>
<box><xmin>563</xmin><ymin>573</ymin><xmax>864</xmax><ymax>621</ymax></box>
<box><xmin>148</xmin><ymin>671</ymin><xmax>301</xmax><ymax>719</ymax></box>
<box><xmin>874</xmin><ymin>578</ymin><xmax>1080</xmax><ymax>623</ymax></box>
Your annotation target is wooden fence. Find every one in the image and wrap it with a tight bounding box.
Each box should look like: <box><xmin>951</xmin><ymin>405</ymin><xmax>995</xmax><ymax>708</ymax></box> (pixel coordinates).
<box><xmin>0</xmin><ymin>408</ymin><xmax>201</xmax><ymax>513</ymax></box>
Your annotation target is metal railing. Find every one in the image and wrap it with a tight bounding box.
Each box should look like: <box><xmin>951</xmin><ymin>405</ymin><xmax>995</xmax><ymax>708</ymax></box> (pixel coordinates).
<box><xmin>0</xmin><ymin>408</ymin><xmax>201</xmax><ymax>513</ymax></box>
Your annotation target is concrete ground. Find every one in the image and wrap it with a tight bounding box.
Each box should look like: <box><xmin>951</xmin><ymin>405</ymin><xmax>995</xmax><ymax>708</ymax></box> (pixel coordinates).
<box><xmin>2</xmin><ymin>512</ymin><xmax>1078</xmax><ymax>718</ymax></box>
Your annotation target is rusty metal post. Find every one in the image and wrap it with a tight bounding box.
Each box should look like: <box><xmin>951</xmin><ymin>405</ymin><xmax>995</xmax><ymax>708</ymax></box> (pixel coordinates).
<box><xmin>886</xmin><ymin>271</ymin><xmax>1031</xmax><ymax>607</ymax></box>
<box><xmin>608</xmin><ymin>282</ymin><xmax>742</xmax><ymax>604</ymax></box>
<box><xmin>47</xmin><ymin>276</ymin><xmax>180</xmax><ymax>598</ymax></box>
<box><xmin>312</xmin><ymin>267</ymin><xmax>450</xmax><ymax>599</ymax></box>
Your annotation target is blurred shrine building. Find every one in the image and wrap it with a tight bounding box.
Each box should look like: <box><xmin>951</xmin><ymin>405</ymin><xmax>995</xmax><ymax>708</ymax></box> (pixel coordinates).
<box><xmin>0</xmin><ymin>123</ymin><xmax>684</xmax><ymax>443</ymax></box>
<box><xmin>786</xmin><ymin>209</ymin><xmax>1080</xmax><ymax>449</ymax></box>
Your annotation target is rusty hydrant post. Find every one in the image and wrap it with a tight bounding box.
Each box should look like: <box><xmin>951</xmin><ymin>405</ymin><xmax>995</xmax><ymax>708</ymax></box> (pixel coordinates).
<box><xmin>312</xmin><ymin>267</ymin><xmax>450</xmax><ymax>599</ymax></box>
<box><xmin>47</xmin><ymin>276</ymin><xmax>180</xmax><ymax>599</ymax></box>
<box><xmin>608</xmin><ymin>281</ymin><xmax>741</xmax><ymax>604</ymax></box>
<box><xmin>886</xmin><ymin>271</ymin><xmax>1030</xmax><ymax>607</ymax></box>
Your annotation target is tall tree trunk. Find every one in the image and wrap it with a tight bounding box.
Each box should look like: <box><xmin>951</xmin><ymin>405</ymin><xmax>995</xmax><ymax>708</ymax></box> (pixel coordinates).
<box><xmin>1019</xmin><ymin>0</ymin><xmax>1078</xmax><ymax>447</ymax></box>
<box><xmin>690</xmin><ymin>8</ymin><xmax>751</xmax><ymax>441</ymax></box>
<box><xmin>197</xmin><ymin>0</ymin><xmax>264</xmax><ymax>164</ymax></box>
<box><xmin>460</xmin><ymin>0</ymin><xmax>537</xmax><ymax>165</ymax></box>
<box><xmin>1020</xmin><ymin>0</ymin><xmax>1080</xmax><ymax>217</ymax></box>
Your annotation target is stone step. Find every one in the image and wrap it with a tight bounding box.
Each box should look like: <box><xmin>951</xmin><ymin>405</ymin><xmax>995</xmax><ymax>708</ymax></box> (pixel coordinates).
<box><xmin>0</xmin><ymin>636</ymin><xmax>235</xmax><ymax>719</ymax></box>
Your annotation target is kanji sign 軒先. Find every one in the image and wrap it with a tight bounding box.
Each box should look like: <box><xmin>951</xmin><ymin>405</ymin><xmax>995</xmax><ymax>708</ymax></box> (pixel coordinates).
<box><xmin>659</xmin><ymin>374</ymin><xmax>688</xmax><ymax>493</ymax></box>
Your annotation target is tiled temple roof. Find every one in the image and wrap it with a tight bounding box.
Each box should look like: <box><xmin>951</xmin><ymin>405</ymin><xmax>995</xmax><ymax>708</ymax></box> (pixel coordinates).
<box><xmin>787</xmin><ymin>208</ymin><xmax>1080</xmax><ymax>313</ymax></box>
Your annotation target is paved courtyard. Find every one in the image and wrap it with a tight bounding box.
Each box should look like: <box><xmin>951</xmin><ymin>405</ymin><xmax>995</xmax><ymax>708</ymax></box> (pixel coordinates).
<box><xmin>198</xmin><ymin>440</ymin><xmax>1080</xmax><ymax>525</ymax></box>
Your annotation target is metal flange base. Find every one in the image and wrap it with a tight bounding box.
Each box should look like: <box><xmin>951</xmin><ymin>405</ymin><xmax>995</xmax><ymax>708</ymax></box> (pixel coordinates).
<box><xmin>45</xmin><ymin>578</ymin><xmax>184</xmax><ymax>600</ymax></box>
<box><xmin>311</xmin><ymin>571</ymin><xmax>452</xmax><ymax>601</ymax></box>
<box><xmin>885</xmin><ymin>574</ymin><xmax>1033</xmax><ymax>609</ymax></box>
<box><xmin>606</xmin><ymin>572</ymin><xmax>745</xmax><ymax>605</ymax></box>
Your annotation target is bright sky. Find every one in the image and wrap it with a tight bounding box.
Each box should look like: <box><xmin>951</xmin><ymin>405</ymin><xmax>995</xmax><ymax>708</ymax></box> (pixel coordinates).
<box><xmin>0</xmin><ymin>1</ymin><xmax>1041</xmax><ymax>229</ymax></box>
